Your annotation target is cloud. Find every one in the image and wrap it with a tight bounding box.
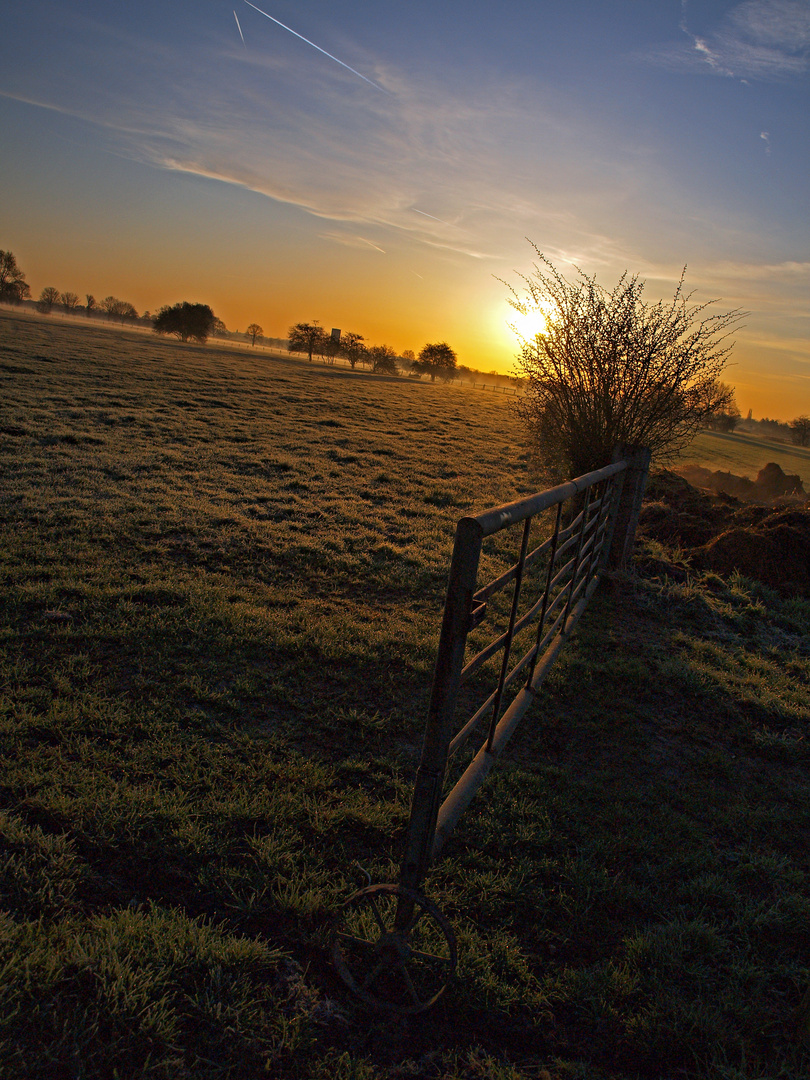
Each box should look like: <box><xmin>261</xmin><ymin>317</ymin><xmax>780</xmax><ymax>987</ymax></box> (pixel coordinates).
<box><xmin>647</xmin><ymin>0</ymin><xmax>810</xmax><ymax>79</ymax></box>
<box><xmin>318</xmin><ymin>232</ymin><xmax>386</xmax><ymax>253</ymax></box>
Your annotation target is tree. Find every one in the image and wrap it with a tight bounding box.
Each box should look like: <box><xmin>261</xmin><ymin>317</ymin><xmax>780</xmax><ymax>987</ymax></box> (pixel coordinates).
<box><xmin>85</xmin><ymin>294</ymin><xmax>96</xmax><ymax>317</ymax></box>
<box><xmin>100</xmin><ymin>296</ymin><xmax>138</xmax><ymax>323</ymax></box>
<box><xmin>789</xmin><ymin>416</ymin><xmax>810</xmax><ymax>447</ymax></box>
<box><xmin>61</xmin><ymin>291</ymin><xmax>80</xmax><ymax>313</ymax></box>
<box><xmin>211</xmin><ymin>318</ymin><xmax>229</xmax><ymax>338</ymax></box>
<box><xmin>704</xmin><ymin>381</ymin><xmax>741</xmax><ymax>433</ymax></box>
<box><xmin>0</xmin><ymin>250</ymin><xmax>31</xmax><ymax>304</ymax></box>
<box><xmin>415</xmin><ymin>341</ymin><xmax>458</xmax><ymax>382</ymax></box>
<box><xmin>340</xmin><ymin>332</ymin><xmax>367</xmax><ymax>370</ymax></box>
<box><xmin>288</xmin><ymin>322</ymin><xmax>326</xmax><ymax>362</ymax></box>
<box><xmin>37</xmin><ymin>287</ymin><xmax>60</xmax><ymax>314</ymax></box>
<box><xmin>153</xmin><ymin>302</ymin><xmax>215</xmax><ymax>343</ymax></box>
<box><xmin>508</xmin><ymin>251</ymin><xmax>744</xmax><ymax>479</ymax></box>
<box><xmin>321</xmin><ymin>334</ymin><xmax>341</xmax><ymax>365</ymax></box>
<box><xmin>246</xmin><ymin>323</ymin><xmax>263</xmax><ymax>346</ymax></box>
<box><xmin>368</xmin><ymin>344</ymin><xmax>399</xmax><ymax>375</ymax></box>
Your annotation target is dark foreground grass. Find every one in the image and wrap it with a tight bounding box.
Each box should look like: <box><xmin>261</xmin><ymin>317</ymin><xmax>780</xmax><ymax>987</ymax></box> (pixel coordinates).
<box><xmin>1</xmin><ymin>309</ymin><xmax>809</xmax><ymax>1079</ymax></box>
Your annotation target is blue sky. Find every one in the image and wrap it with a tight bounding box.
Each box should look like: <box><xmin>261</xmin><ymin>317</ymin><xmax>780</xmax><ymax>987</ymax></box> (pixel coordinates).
<box><xmin>1</xmin><ymin>0</ymin><xmax>808</xmax><ymax>416</ymax></box>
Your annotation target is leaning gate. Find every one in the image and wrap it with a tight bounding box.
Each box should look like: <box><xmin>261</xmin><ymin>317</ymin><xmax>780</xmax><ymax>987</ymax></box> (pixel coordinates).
<box><xmin>331</xmin><ymin>446</ymin><xmax>651</xmax><ymax>1013</ymax></box>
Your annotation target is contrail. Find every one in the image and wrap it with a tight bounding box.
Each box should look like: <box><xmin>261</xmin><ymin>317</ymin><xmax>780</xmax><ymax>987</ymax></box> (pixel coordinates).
<box><xmin>233</xmin><ymin>10</ymin><xmax>246</xmax><ymax>47</ymax></box>
<box><xmin>243</xmin><ymin>1</ymin><xmax>387</xmax><ymax>92</ymax></box>
<box><xmin>411</xmin><ymin>207</ymin><xmax>450</xmax><ymax>225</ymax></box>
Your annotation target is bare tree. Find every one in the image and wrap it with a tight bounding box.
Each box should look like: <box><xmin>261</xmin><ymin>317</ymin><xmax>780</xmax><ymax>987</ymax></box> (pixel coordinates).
<box><xmin>340</xmin><ymin>332</ymin><xmax>367</xmax><ymax>370</ymax></box>
<box><xmin>85</xmin><ymin>294</ymin><xmax>96</xmax><ymax>316</ymax></box>
<box><xmin>368</xmin><ymin>344</ymin><xmax>399</xmax><ymax>375</ymax></box>
<box><xmin>704</xmin><ymin>381</ymin><xmax>741</xmax><ymax>433</ymax></box>
<box><xmin>288</xmin><ymin>322</ymin><xmax>326</xmax><ymax>362</ymax></box>
<box><xmin>508</xmin><ymin>251</ymin><xmax>744</xmax><ymax>479</ymax></box>
<box><xmin>246</xmin><ymin>323</ymin><xmax>263</xmax><ymax>346</ymax></box>
<box><xmin>790</xmin><ymin>415</ymin><xmax>810</xmax><ymax>447</ymax></box>
<box><xmin>61</xmin><ymin>291</ymin><xmax>80</xmax><ymax>313</ymax></box>
<box><xmin>0</xmin><ymin>250</ymin><xmax>31</xmax><ymax>304</ymax></box>
<box><xmin>101</xmin><ymin>296</ymin><xmax>138</xmax><ymax>323</ymax></box>
<box><xmin>37</xmin><ymin>287</ymin><xmax>60</xmax><ymax>314</ymax></box>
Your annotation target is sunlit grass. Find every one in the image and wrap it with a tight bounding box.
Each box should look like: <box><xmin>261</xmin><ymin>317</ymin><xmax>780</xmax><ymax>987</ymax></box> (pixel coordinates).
<box><xmin>680</xmin><ymin>430</ymin><xmax>810</xmax><ymax>486</ymax></box>
<box><xmin>2</xmin><ymin>310</ymin><xmax>810</xmax><ymax>1078</ymax></box>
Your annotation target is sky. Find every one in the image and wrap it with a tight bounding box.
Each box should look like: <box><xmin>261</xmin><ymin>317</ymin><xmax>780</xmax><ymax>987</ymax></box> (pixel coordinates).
<box><xmin>1</xmin><ymin>0</ymin><xmax>808</xmax><ymax>418</ymax></box>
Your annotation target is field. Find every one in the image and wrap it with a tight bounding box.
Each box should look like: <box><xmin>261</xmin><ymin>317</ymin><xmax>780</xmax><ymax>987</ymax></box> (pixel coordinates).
<box><xmin>680</xmin><ymin>430</ymin><xmax>810</xmax><ymax>488</ymax></box>
<box><xmin>2</xmin><ymin>308</ymin><xmax>810</xmax><ymax>1079</ymax></box>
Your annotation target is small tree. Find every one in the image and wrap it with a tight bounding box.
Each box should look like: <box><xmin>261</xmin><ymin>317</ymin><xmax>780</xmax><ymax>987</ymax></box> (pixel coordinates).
<box><xmin>37</xmin><ymin>287</ymin><xmax>60</xmax><ymax>314</ymax></box>
<box><xmin>0</xmin><ymin>250</ymin><xmax>31</xmax><ymax>304</ymax></box>
<box><xmin>368</xmin><ymin>344</ymin><xmax>399</xmax><ymax>375</ymax></box>
<box><xmin>704</xmin><ymin>381</ymin><xmax>741</xmax><ymax>433</ymax></box>
<box><xmin>415</xmin><ymin>341</ymin><xmax>458</xmax><ymax>382</ymax></box>
<box><xmin>85</xmin><ymin>294</ymin><xmax>96</xmax><ymax>317</ymax></box>
<box><xmin>153</xmin><ymin>302</ymin><xmax>215</xmax><ymax>343</ymax></box>
<box><xmin>61</xmin><ymin>291</ymin><xmax>80</xmax><ymax>313</ymax></box>
<box><xmin>211</xmin><ymin>318</ymin><xmax>229</xmax><ymax>339</ymax></box>
<box><xmin>509</xmin><ymin>251</ymin><xmax>744</xmax><ymax>479</ymax></box>
<box><xmin>288</xmin><ymin>322</ymin><xmax>326</xmax><ymax>362</ymax></box>
<box><xmin>340</xmin><ymin>332</ymin><xmax>367</xmax><ymax>370</ymax></box>
<box><xmin>790</xmin><ymin>415</ymin><xmax>810</xmax><ymax>447</ymax></box>
<box><xmin>246</xmin><ymin>323</ymin><xmax>263</xmax><ymax>346</ymax></box>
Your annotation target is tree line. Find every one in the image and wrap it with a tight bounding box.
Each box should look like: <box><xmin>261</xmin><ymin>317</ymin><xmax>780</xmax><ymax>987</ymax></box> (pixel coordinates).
<box><xmin>0</xmin><ymin>250</ymin><xmax>462</xmax><ymax>379</ymax></box>
<box><xmin>286</xmin><ymin>322</ymin><xmax>458</xmax><ymax>381</ymax></box>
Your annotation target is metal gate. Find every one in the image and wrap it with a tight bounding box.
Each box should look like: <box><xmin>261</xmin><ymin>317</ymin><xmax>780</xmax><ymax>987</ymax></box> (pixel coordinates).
<box><xmin>331</xmin><ymin>447</ymin><xmax>650</xmax><ymax>1013</ymax></box>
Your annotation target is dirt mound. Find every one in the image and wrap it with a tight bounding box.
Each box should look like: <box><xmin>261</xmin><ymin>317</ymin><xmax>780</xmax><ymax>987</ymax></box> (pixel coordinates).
<box><xmin>677</xmin><ymin>461</ymin><xmax>806</xmax><ymax>503</ymax></box>
<box><xmin>638</xmin><ymin>471</ymin><xmax>810</xmax><ymax>596</ymax></box>
<box><xmin>639</xmin><ymin>472</ymin><xmax>739</xmax><ymax>547</ymax></box>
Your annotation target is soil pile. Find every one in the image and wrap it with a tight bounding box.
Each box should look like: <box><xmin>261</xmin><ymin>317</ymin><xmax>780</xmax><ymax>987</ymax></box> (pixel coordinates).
<box><xmin>638</xmin><ymin>471</ymin><xmax>810</xmax><ymax>596</ymax></box>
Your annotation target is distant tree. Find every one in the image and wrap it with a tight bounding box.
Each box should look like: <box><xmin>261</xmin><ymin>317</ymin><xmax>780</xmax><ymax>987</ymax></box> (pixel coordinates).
<box><xmin>415</xmin><ymin>341</ymin><xmax>458</xmax><ymax>382</ymax></box>
<box><xmin>790</xmin><ymin>415</ymin><xmax>810</xmax><ymax>447</ymax></box>
<box><xmin>321</xmin><ymin>334</ymin><xmax>341</xmax><ymax>365</ymax></box>
<box><xmin>704</xmin><ymin>381</ymin><xmax>741</xmax><ymax>433</ymax></box>
<box><xmin>85</xmin><ymin>294</ymin><xmax>96</xmax><ymax>317</ymax></box>
<box><xmin>246</xmin><ymin>323</ymin><xmax>263</xmax><ymax>346</ymax></box>
<box><xmin>340</xmin><ymin>332</ymin><xmax>367</xmax><ymax>370</ymax></box>
<box><xmin>0</xmin><ymin>250</ymin><xmax>31</xmax><ymax>304</ymax></box>
<box><xmin>37</xmin><ymin>287</ymin><xmax>60</xmax><ymax>314</ymax></box>
<box><xmin>211</xmin><ymin>318</ymin><xmax>229</xmax><ymax>338</ymax></box>
<box><xmin>288</xmin><ymin>322</ymin><xmax>326</xmax><ymax>362</ymax></box>
<box><xmin>509</xmin><ymin>251</ymin><xmax>744</xmax><ymax>478</ymax></box>
<box><xmin>153</xmin><ymin>302</ymin><xmax>215</xmax><ymax>343</ymax></box>
<box><xmin>368</xmin><ymin>344</ymin><xmax>399</xmax><ymax>375</ymax></box>
<box><xmin>61</xmin><ymin>291</ymin><xmax>80</xmax><ymax>313</ymax></box>
<box><xmin>100</xmin><ymin>296</ymin><xmax>138</xmax><ymax>323</ymax></box>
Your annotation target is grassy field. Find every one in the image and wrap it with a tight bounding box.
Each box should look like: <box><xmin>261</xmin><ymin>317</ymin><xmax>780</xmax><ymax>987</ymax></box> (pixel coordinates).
<box><xmin>2</xmin><ymin>308</ymin><xmax>810</xmax><ymax>1079</ymax></box>
<box><xmin>680</xmin><ymin>430</ymin><xmax>810</xmax><ymax>488</ymax></box>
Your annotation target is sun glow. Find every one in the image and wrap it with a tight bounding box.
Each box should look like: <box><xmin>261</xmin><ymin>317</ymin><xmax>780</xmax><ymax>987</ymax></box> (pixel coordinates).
<box><xmin>510</xmin><ymin>302</ymin><xmax>553</xmax><ymax>342</ymax></box>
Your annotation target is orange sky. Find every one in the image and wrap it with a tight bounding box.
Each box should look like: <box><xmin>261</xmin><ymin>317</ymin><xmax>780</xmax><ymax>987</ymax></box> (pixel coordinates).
<box><xmin>2</xmin><ymin>1</ymin><xmax>808</xmax><ymax>419</ymax></box>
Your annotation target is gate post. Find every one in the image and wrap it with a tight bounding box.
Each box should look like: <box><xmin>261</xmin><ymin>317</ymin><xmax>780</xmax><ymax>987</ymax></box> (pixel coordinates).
<box><xmin>607</xmin><ymin>445</ymin><xmax>651</xmax><ymax>569</ymax></box>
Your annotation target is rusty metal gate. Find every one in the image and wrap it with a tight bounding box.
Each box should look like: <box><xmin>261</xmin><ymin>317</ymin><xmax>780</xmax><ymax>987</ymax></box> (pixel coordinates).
<box><xmin>331</xmin><ymin>447</ymin><xmax>650</xmax><ymax>1013</ymax></box>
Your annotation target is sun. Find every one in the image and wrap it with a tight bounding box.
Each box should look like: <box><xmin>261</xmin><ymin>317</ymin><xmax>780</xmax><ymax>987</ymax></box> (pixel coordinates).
<box><xmin>510</xmin><ymin>302</ymin><xmax>553</xmax><ymax>342</ymax></box>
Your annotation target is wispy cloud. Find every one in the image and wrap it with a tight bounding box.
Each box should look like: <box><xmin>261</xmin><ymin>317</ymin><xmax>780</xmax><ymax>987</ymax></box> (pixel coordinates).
<box><xmin>648</xmin><ymin>0</ymin><xmax>810</xmax><ymax>79</ymax></box>
<box><xmin>319</xmin><ymin>232</ymin><xmax>386</xmax><ymax>253</ymax></box>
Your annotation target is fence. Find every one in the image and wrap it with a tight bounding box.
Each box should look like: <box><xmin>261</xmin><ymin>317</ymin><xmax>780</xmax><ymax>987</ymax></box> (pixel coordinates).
<box><xmin>331</xmin><ymin>446</ymin><xmax>651</xmax><ymax>1014</ymax></box>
